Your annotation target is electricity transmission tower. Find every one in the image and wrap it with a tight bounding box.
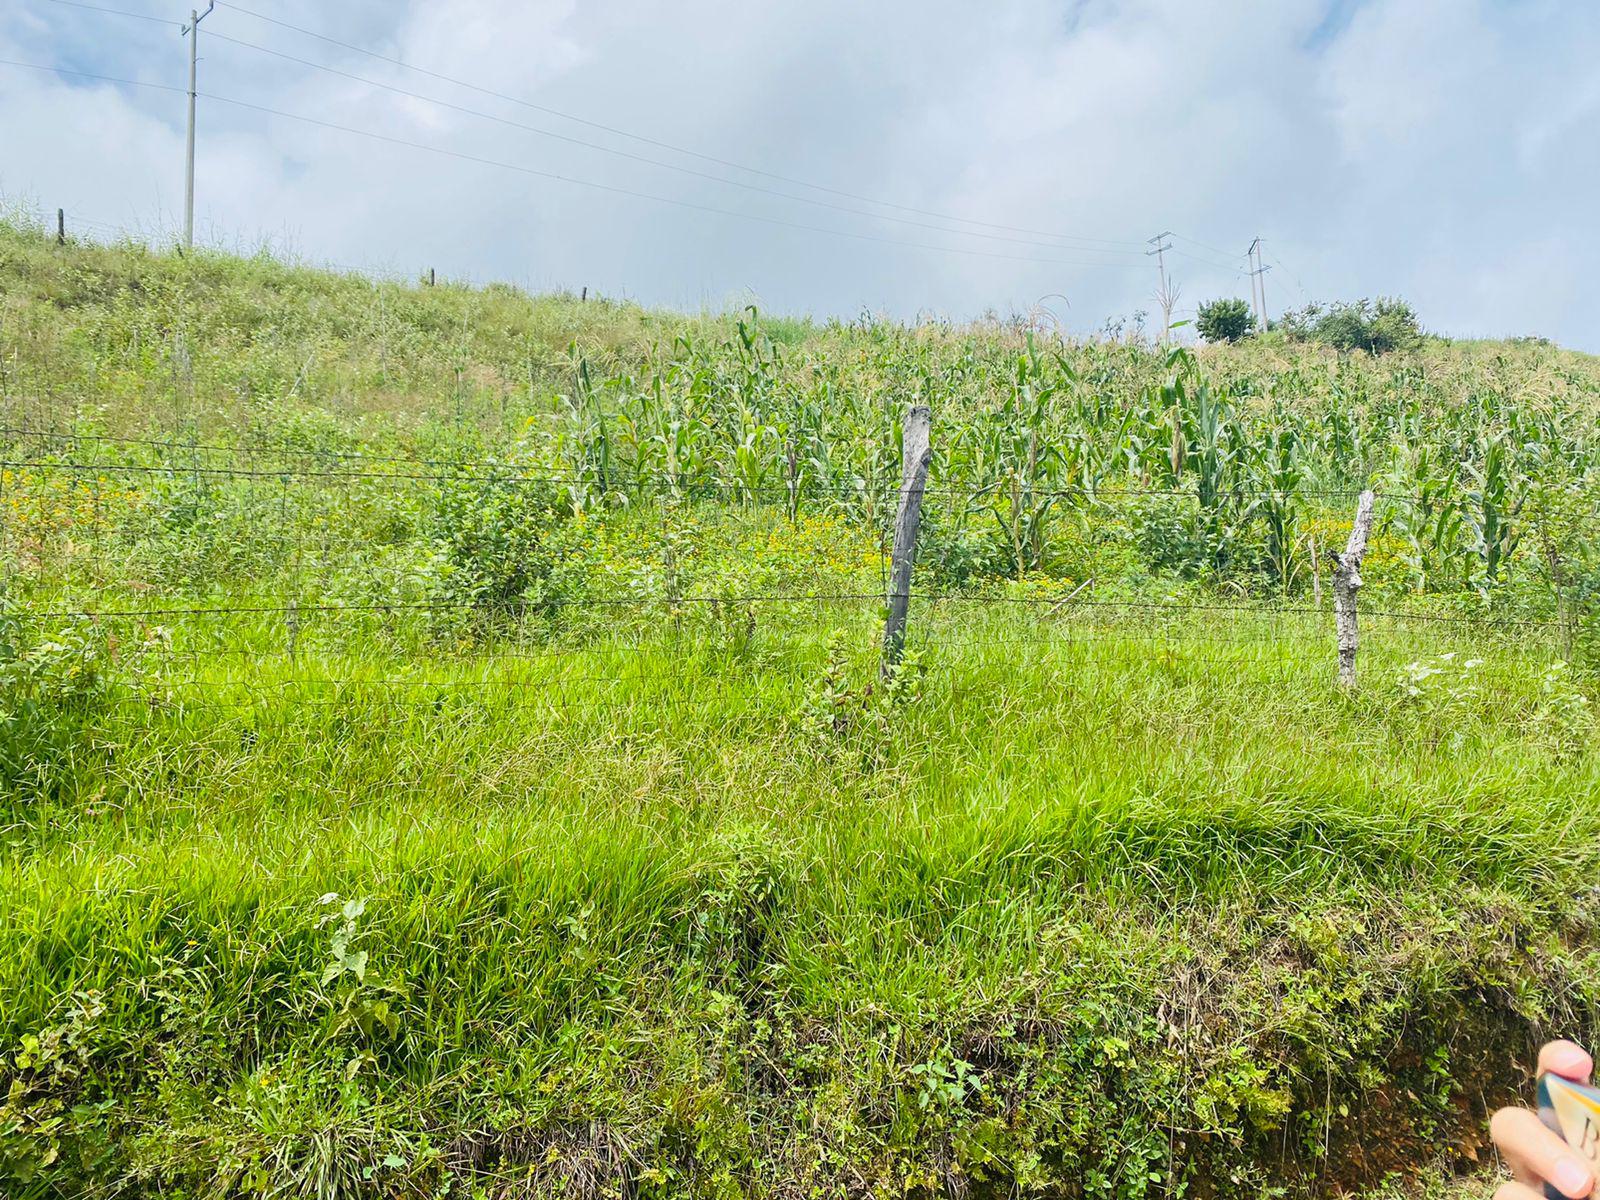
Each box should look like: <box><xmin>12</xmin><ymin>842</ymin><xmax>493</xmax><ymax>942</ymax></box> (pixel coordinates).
<box><xmin>181</xmin><ymin>1</ymin><xmax>215</xmax><ymax>250</ymax></box>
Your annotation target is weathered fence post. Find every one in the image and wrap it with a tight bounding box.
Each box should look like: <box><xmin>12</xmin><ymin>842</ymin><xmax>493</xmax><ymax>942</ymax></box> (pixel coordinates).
<box><xmin>57</xmin><ymin>209</ymin><xmax>66</xmax><ymax>246</ymax></box>
<box><xmin>1333</xmin><ymin>490</ymin><xmax>1375</xmax><ymax>688</ymax></box>
<box><xmin>882</xmin><ymin>404</ymin><xmax>932</xmax><ymax>677</ymax></box>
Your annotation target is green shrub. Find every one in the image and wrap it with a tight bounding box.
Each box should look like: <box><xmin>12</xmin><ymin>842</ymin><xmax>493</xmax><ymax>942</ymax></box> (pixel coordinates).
<box><xmin>1279</xmin><ymin>297</ymin><xmax>1422</xmax><ymax>354</ymax></box>
<box><xmin>918</xmin><ymin>504</ymin><xmax>1004</xmax><ymax>588</ymax></box>
<box><xmin>1197</xmin><ymin>298</ymin><xmax>1254</xmax><ymax>343</ymax></box>
<box><xmin>0</xmin><ymin>594</ymin><xmax>109</xmax><ymax>802</ymax></box>
<box><xmin>429</xmin><ymin>469</ymin><xmax>565</xmax><ymax>625</ymax></box>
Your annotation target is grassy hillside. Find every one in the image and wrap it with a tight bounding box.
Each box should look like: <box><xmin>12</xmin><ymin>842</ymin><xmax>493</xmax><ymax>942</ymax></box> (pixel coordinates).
<box><xmin>4</xmin><ymin>216</ymin><xmax>1600</xmax><ymax>1199</ymax></box>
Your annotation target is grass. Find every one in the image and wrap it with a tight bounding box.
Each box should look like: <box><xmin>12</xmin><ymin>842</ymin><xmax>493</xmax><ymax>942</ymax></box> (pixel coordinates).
<box><xmin>3</xmin><ymin>215</ymin><xmax>1600</xmax><ymax>1197</ymax></box>
<box><xmin>6</xmin><ymin>607</ymin><xmax>1597</xmax><ymax>1197</ymax></box>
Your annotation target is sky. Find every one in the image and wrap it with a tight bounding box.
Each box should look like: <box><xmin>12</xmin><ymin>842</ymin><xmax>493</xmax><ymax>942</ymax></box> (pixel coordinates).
<box><xmin>2</xmin><ymin>0</ymin><xmax>1598</xmax><ymax>349</ymax></box>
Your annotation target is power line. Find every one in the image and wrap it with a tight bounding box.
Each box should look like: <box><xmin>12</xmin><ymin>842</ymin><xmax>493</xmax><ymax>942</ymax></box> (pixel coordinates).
<box><xmin>0</xmin><ymin>56</ymin><xmax>1139</xmax><ymax>270</ymax></box>
<box><xmin>0</xmin><ymin>56</ymin><xmax>186</xmax><ymax>94</ymax></box>
<box><xmin>211</xmin><ymin>0</ymin><xmax>1150</xmax><ymax>252</ymax></box>
<box><xmin>181</xmin><ymin>2</ymin><xmax>217</xmax><ymax>250</ymax></box>
<box><xmin>1246</xmin><ymin>237</ymin><xmax>1271</xmax><ymax>331</ymax></box>
<box><xmin>195</xmin><ymin>89</ymin><xmax>1147</xmax><ymax>271</ymax></box>
<box><xmin>30</xmin><ymin>6</ymin><xmax>1311</xmax><ymax>309</ymax></box>
<box><xmin>1148</xmin><ymin>231</ymin><xmax>1177</xmax><ymax>341</ymax></box>
<box><xmin>1167</xmin><ymin>246</ymin><xmax>1254</xmax><ymax>274</ymax></box>
<box><xmin>44</xmin><ymin>0</ymin><xmax>179</xmax><ymax>26</ymax></box>
<box><xmin>1171</xmin><ymin>232</ymin><xmax>1248</xmax><ymax>262</ymax></box>
<box><xmin>1265</xmin><ymin>247</ymin><xmax>1310</xmax><ymax>302</ymax></box>
<box><xmin>202</xmin><ymin>28</ymin><xmax>1150</xmax><ymax>260</ymax></box>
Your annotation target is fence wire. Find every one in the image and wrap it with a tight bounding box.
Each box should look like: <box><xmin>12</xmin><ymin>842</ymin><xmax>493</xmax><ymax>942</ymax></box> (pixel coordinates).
<box><xmin>2</xmin><ymin>437</ymin><xmax>1586</xmax><ymax>724</ymax></box>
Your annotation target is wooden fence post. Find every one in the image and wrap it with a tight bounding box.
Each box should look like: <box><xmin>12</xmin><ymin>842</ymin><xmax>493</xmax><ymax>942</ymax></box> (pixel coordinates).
<box><xmin>1333</xmin><ymin>490</ymin><xmax>1375</xmax><ymax>688</ymax></box>
<box><xmin>57</xmin><ymin>209</ymin><xmax>66</xmax><ymax>246</ymax></box>
<box><xmin>882</xmin><ymin>404</ymin><xmax>932</xmax><ymax>677</ymax></box>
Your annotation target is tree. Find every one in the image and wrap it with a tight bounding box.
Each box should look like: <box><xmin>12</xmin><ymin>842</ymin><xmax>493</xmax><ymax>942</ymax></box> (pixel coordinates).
<box><xmin>1196</xmin><ymin>298</ymin><xmax>1254</xmax><ymax>343</ymax></box>
<box><xmin>1279</xmin><ymin>297</ymin><xmax>1421</xmax><ymax>353</ymax></box>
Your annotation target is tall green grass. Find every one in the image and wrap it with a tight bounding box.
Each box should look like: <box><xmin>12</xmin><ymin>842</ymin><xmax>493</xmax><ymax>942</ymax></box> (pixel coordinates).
<box><xmin>4</xmin><ymin>610</ymin><xmax>1597</xmax><ymax>1196</ymax></box>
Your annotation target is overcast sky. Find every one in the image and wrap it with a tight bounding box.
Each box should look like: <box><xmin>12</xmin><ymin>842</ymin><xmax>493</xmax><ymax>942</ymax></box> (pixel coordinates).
<box><xmin>2</xmin><ymin>0</ymin><xmax>1598</xmax><ymax>349</ymax></box>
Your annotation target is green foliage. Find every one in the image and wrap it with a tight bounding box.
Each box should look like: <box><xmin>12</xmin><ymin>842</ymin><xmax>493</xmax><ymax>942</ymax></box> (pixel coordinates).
<box><xmin>0</xmin><ymin>991</ymin><xmax>115</xmax><ymax>1184</ymax></box>
<box><xmin>0</xmin><ymin>594</ymin><xmax>108</xmax><ymax>801</ymax></box>
<box><xmin>1279</xmin><ymin>297</ymin><xmax>1423</xmax><ymax>354</ymax></box>
<box><xmin>799</xmin><ymin>630</ymin><xmax>925</xmax><ymax>767</ymax></box>
<box><xmin>5</xmin><ymin>218</ymin><xmax>1600</xmax><ymax>1199</ymax></box>
<box><xmin>429</xmin><ymin>464</ymin><xmax>565</xmax><ymax>624</ymax></box>
<box><xmin>1462</xmin><ymin>433</ymin><xmax>1525</xmax><ymax>594</ymax></box>
<box><xmin>1197</xmin><ymin>297</ymin><xmax>1255</xmax><ymax>343</ymax></box>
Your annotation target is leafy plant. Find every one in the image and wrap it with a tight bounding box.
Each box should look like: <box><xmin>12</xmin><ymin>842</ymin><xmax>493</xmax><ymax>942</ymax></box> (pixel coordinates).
<box><xmin>313</xmin><ymin>894</ymin><xmax>404</xmax><ymax>1074</ymax></box>
<box><xmin>430</xmin><ymin>461</ymin><xmax>564</xmax><ymax>625</ymax></box>
<box><xmin>910</xmin><ymin>1051</ymin><xmax>984</xmax><ymax>1114</ymax></box>
<box><xmin>799</xmin><ymin>632</ymin><xmax>924</xmax><ymax>765</ymax></box>
<box><xmin>1279</xmin><ymin>297</ymin><xmax>1422</xmax><ymax>354</ymax></box>
<box><xmin>1528</xmin><ymin>661</ymin><xmax>1594</xmax><ymax>760</ymax></box>
<box><xmin>0</xmin><ymin>593</ymin><xmax>109</xmax><ymax>801</ymax></box>
<box><xmin>1197</xmin><ymin>298</ymin><xmax>1254</xmax><ymax>343</ymax></box>
<box><xmin>1462</xmin><ymin>433</ymin><xmax>1525</xmax><ymax>594</ymax></box>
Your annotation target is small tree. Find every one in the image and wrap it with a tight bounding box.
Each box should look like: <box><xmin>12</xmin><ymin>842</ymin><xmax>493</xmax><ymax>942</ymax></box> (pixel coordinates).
<box><xmin>1196</xmin><ymin>298</ymin><xmax>1254</xmax><ymax>343</ymax></box>
<box><xmin>1365</xmin><ymin>297</ymin><xmax>1422</xmax><ymax>353</ymax></box>
<box><xmin>1279</xmin><ymin>297</ymin><xmax>1421</xmax><ymax>353</ymax></box>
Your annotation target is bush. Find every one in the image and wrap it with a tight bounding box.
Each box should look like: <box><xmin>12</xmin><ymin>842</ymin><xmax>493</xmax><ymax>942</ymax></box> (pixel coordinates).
<box><xmin>429</xmin><ymin>469</ymin><xmax>565</xmax><ymax>625</ymax></box>
<box><xmin>1134</xmin><ymin>495</ymin><xmax>1265</xmax><ymax>581</ymax></box>
<box><xmin>1279</xmin><ymin>297</ymin><xmax>1422</xmax><ymax>354</ymax></box>
<box><xmin>1197</xmin><ymin>298</ymin><xmax>1254</xmax><ymax>343</ymax></box>
<box><xmin>0</xmin><ymin>594</ymin><xmax>110</xmax><ymax>801</ymax></box>
<box><xmin>917</xmin><ymin>504</ymin><xmax>1004</xmax><ymax>588</ymax></box>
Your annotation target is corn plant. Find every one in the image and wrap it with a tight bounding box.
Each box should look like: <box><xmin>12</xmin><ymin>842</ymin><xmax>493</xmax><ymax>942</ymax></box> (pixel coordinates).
<box><xmin>969</xmin><ymin>340</ymin><xmax>1067</xmax><ymax>577</ymax></box>
<box><xmin>1385</xmin><ymin>442</ymin><xmax>1466</xmax><ymax>593</ymax></box>
<box><xmin>1462</xmin><ymin>433</ymin><xmax>1525</xmax><ymax>593</ymax></box>
<box><xmin>1249</xmin><ymin>415</ymin><xmax>1300</xmax><ymax>591</ymax></box>
<box><xmin>556</xmin><ymin>351</ymin><xmax>618</xmax><ymax>514</ymax></box>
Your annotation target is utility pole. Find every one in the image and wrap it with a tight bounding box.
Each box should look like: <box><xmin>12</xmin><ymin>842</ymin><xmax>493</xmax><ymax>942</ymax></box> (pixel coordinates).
<box><xmin>182</xmin><ymin>1</ymin><xmax>215</xmax><ymax>251</ymax></box>
<box><xmin>1246</xmin><ymin>237</ymin><xmax>1272</xmax><ymax>332</ymax></box>
<box><xmin>1147</xmin><ymin>231</ymin><xmax>1176</xmax><ymax>343</ymax></box>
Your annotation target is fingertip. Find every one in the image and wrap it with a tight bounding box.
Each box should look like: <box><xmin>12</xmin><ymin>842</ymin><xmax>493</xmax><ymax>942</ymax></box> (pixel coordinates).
<box><xmin>1540</xmin><ymin>1039</ymin><xmax>1594</xmax><ymax>1084</ymax></box>
<box><xmin>1549</xmin><ymin>1153</ymin><xmax>1595</xmax><ymax>1199</ymax></box>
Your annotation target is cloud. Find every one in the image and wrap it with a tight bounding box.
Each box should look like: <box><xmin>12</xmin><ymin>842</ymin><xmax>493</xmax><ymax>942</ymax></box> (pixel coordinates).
<box><xmin>2</xmin><ymin>0</ymin><xmax>1597</xmax><ymax>348</ymax></box>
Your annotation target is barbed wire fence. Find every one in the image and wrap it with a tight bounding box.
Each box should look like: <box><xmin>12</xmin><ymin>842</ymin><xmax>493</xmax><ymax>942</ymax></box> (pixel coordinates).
<box><xmin>0</xmin><ymin>412</ymin><xmax>1587</xmax><ymax>726</ymax></box>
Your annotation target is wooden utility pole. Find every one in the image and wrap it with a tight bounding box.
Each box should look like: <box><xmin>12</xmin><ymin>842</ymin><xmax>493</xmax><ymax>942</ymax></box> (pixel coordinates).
<box><xmin>1247</xmin><ymin>237</ymin><xmax>1272</xmax><ymax>332</ymax></box>
<box><xmin>1147</xmin><ymin>231</ymin><xmax>1175</xmax><ymax>343</ymax></box>
<box><xmin>1333</xmin><ymin>490</ymin><xmax>1375</xmax><ymax>688</ymax></box>
<box><xmin>882</xmin><ymin>405</ymin><xmax>932</xmax><ymax>677</ymax></box>
<box><xmin>182</xmin><ymin>2</ymin><xmax>215</xmax><ymax>251</ymax></box>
